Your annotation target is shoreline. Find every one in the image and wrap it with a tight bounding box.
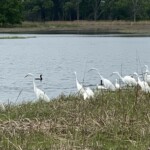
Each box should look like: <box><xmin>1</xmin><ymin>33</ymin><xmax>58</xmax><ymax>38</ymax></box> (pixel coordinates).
<box><xmin>1</xmin><ymin>21</ymin><xmax>150</xmax><ymax>35</ymax></box>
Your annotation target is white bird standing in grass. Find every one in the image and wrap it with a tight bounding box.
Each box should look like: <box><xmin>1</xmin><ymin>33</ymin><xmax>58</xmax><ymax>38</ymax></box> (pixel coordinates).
<box><xmin>134</xmin><ymin>72</ymin><xmax>150</xmax><ymax>93</ymax></box>
<box><xmin>88</xmin><ymin>68</ymin><xmax>116</xmax><ymax>91</ymax></box>
<box><xmin>74</xmin><ymin>71</ymin><xmax>94</xmax><ymax>100</ymax></box>
<box><xmin>144</xmin><ymin>65</ymin><xmax>150</xmax><ymax>85</ymax></box>
<box><xmin>0</xmin><ymin>103</ymin><xmax>5</xmax><ymax>111</ymax></box>
<box><xmin>115</xmin><ymin>79</ymin><xmax>120</xmax><ymax>89</ymax></box>
<box><xmin>25</xmin><ymin>73</ymin><xmax>50</xmax><ymax>102</ymax></box>
<box><xmin>112</xmin><ymin>72</ymin><xmax>137</xmax><ymax>87</ymax></box>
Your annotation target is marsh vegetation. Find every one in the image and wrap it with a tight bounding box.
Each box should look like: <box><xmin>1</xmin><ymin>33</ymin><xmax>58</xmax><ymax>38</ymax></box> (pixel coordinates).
<box><xmin>0</xmin><ymin>88</ymin><xmax>150</xmax><ymax>150</ymax></box>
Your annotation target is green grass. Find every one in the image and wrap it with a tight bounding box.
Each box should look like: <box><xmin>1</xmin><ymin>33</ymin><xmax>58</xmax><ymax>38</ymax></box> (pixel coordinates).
<box><xmin>0</xmin><ymin>89</ymin><xmax>150</xmax><ymax>150</ymax></box>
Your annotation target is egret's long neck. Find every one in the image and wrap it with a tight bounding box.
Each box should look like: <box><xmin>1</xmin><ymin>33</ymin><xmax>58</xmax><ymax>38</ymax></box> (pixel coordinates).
<box><xmin>116</xmin><ymin>79</ymin><xmax>118</xmax><ymax>83</ymax></box>
<box><xmin>144</xmin><ymin>72</ymin><xmax>148</xmax><ymax>81</ymax></box>
<box><xmin>137</xmin><ymin>75</ymin><xmax>141</xmax><ymax>83</ymax></box>
<box><xmin>98</xmin><ymin>72</ymin><xmax>103</xmax><ymax>80</ymax></box>
<box><xmin>135</xmin><ymin>74</ymin><xmax>140</xmax><ymax>82</ymax></box>
<box><xmin>74</xmin><ymin>73</ymin><xmax>80</xmax><ymax>87</ymax></box>
<box><xmin>115</xmin><ymin>72</ymin><xmax>123</xmax><ymax>81</ymax></box>
<box><xmin>75</xmin><ymin>73</ymin><xmax>78</xmax><ymax>84</ymax></box>
<box><xmin>145</xmin><ymin>66</ymin><xmax>149</xmax><ymax>73</ymax></box>
<box><xmin>32</xmin><ymin>78</ymin><xmax>36</xmax><ymax>92</ymax></box>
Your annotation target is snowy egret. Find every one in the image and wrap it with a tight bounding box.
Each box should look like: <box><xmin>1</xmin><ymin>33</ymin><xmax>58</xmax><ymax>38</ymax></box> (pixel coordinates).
<box><xmin>74</xmin><ymin>71</ymin><xmax>94</xmax><ymax>100</ymax></box>
<box><xmin>112</xmin><ymin>72</ymin><xmax>137</xmax><ymax>86</ymax></box>
<box><xmin>88</xmin><ymin>68</ymin><xmax>116</xmax><ymax>91</ymax></box>
<box><xmin>25</xmin><ymin>73</ymin><xmax>50</xmax><ymax>102</ymax></box>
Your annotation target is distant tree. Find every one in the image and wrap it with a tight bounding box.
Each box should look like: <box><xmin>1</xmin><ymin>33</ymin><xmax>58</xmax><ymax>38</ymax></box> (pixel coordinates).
<box><xmin>131</xmin><ymin>0</ymin><xmax>139</xmax><ymax>22</ymax></box>
<box><xmin>0</xmin><ymin>0</ymin><xmax>6</xmax><ymax>25</ymax></box>
<box><xmin>75</xmin><ymin>0</ymin><xmax>82</xmax><ymax>20</ymax></box>
<box><xmin>130</xmin><ymin>0</ymin><xmax>150</xmax><ymax>21</ymax></box>
<box><xmin>51</xmin><ymin>0</ymin><xmax>64</xmax><ymax>20</ymax></box>
<box><xmin>144</xmin><ymin>1</ymin><xmax>150</xmax><ymax>19</ymax></box>
<box><xmin>63</xmin><ymin>1</ymin><xmax>75</xmax><ymax>20</ymax></box>
<box><xmin>23</xmin><ymin>0</ymin><xmax>54</xmax><ymax>21</ymax></box>
<box><xmin>21</xmin><ymin>0</ymin><xmax>150</xmax><ymax>21</ymax></box>
<box><xmin>79</xmin><ymin>0</ymin><xmax>91</xmax><ymax>20</ymax></box>
<box><xmin>100</xmin><ymin>0</ymin><xmax>115</xmax><ymax>20</ymax></box>
<box><xmin>88</xmin><ymin>0</ymin><xmax>103</xmax><ymax>20</ymax></box>
<box><xmin>0</xmin><ymin>0</ymin><xmax>22</xmax><ymax>26</ymax></box>
<box><xmin>62</xmin><ymin>0</ymin><xmax>82</xmax><ymax>20</ymax></box>
<box><xmin>111</xmin><ymin>0</ymin><xmax>130</xmax><ymax>20</ymax></box>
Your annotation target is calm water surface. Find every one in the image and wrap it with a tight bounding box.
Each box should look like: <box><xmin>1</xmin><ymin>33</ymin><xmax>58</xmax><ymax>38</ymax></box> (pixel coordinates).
<box><xmin>0</xmin><ymin>34</ymin><xmax>150</xmax><ymax>103</ymax></box>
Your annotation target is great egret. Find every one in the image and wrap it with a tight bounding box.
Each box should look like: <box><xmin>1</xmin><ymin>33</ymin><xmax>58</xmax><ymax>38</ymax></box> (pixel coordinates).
<box><xmin>0</xmin><ymin>103</ymin><xmax>5</xmax><ymax>111</ymax></box>
<box><xmin>88</xmin><ymin>68</ymin><xmax>116</xmax><ymax>91</ymax></box>
<box><xmin>74</xmin><ymin>71</ymin><xmax>94</xmax><ymax>100</ymax></box>
<box><xmin>25</xmin><ymin>73</ymin><xmax>50</xmax><ymax>102</ymax></box>
<box><xmin>144</xmin><ymin>65</ymin><xmax>150</xmax><ymax>85</ymax></box>
<box><xmin>35</xmin><ymin>74</ymin><xmax>42</xmax><ymax>81</ymax></box>
<box><xmin>112</xmin><ymin>72</ymin><xmax>137</xmax><ymax>86</ymax></box>
<box><xmin>84</xmin><ymin>87</ymin><xmax>94</xmax><ymax>98</ymax></box>
<box><xmin>115</xmin><ymin>79</ymin><xmax>120</xmax><ymax>89</ymax></box>
<box><xmin>134</xmin><ymin>72</ymin><xmax>150</xmax><ymax>93</ymax></box>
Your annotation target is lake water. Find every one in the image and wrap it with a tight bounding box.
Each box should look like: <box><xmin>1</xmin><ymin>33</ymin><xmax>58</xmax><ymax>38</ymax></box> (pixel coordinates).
<box><xmin>0</xmin><ymin>34</ymin><xmax>150</xmax><ymax>103</ymax></box>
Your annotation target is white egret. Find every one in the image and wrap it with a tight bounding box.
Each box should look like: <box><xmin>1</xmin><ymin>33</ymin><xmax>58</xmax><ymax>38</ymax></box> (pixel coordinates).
<box><xmin>112</xmin><ymin>72</ymin><xmax>137</xmax><ymax>86</ymax></box>
<box><xmin>115</xmin><ymin>79</ymin><xmax>120</xmax><ymax>89</ymax></box>
<box><xmin>25</xmin><ymin>73</ymin><xmax>50</xmax><ymax>102</ymax></box>
<box><xmin>74</xmin><ymin>71</ymin><xmax>94</xmax><ymax>100</ymax></box>
<box><xmin>144</xmin><ymin>65</ymin><xmax>150</xmax><ymax>85</ymax></box>
<box><xmin>88</xmin><ymin>68</ymin><xmax>116</xmax><ymax>91</ymax></box>
<box><xmin>134</xmin><ymin>72</ymin><xmax>150</xmax><ymax>93</ymax></box>
<box><xmin>84</xmin><ymin>87</ymin><xmax>94</xmax><ymax>98</ymax></box>
<box><xmin>0</xmin><ymin>103</ymin><xmax>5</xmax><ymax>111</ymax></box>
<box><xmin>74</xmin><ymin>72</ymin><xmax>84</xmax><ymax>93</ymax></box>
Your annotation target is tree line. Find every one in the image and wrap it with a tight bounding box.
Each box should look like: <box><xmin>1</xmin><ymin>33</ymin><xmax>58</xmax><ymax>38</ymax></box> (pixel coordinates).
<box><xmin>0</xmin><ymin>0</ymin><xmax>150</xmax><ymax>25</ymax></box>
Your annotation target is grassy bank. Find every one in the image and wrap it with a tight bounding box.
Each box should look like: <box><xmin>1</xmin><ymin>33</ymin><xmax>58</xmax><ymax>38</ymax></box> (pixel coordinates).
<box><xmin>1</xmin><ymin>21</ymin><xmax>150</xmax><ymax>34</ymax></box>
<box><xmin>0</xmin><ymin>89</ymin><xmax>150</xmax><ymax>149</ymax></box>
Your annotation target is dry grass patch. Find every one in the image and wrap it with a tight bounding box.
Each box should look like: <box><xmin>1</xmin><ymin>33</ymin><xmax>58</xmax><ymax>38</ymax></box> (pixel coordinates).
<box><xmin>1</xmin><ymin>21</ymin><xmax>150</xmax><ymax>34</ymax></box>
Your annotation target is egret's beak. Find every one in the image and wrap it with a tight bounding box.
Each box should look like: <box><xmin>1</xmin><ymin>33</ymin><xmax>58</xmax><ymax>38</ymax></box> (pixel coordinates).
<box><xmin>24</xmin><ymin>74</ymin><xmax>30</xmax><ymax>78</ymax></box>
<box><xmin>87</xmin><ymin>68</ymin><xmax>97</xmax><ymax>73</ymax></box>
<box><xmin>87</xmin><ymin>69</ymin><xmax>92</xmax><ymax>73</ymax></box>
<box><xmin>24</xmin><ymin>75</ymin><xmax>28</xmax><ymax>78</ymax></box>
<box><xmin>24</xmin><ymin>73</ymin><xmax>34</xmax><ymax>78</ymax></box>
<box><xmin>110</xmin><ymin>73</ymin><xmax>113</xmax><ymax>77</ymax></box>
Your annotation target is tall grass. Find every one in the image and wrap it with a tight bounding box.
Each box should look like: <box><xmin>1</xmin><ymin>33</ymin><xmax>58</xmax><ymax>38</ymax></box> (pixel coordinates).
<box><xmin>0</xmin><ymin>88</ymin><xmax>150</xmax><ymax>149</ymax></box>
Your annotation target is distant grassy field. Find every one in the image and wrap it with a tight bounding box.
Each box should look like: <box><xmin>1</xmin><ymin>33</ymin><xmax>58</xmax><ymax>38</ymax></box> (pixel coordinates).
<box><xmin>1</xmin><ymin>21</ymin><xmax>150</xmax><ymax>34</ymax></box>
<box><xmin>0</xmin><ymin>89</ymin><xmax>150</xmax><ymax>150</ymax></box>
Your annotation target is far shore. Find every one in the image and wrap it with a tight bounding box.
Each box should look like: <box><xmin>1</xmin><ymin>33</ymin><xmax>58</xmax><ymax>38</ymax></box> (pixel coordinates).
<box><xmin>1</xmin><ymin>21</ymin><xmax>150</xmax><ymax>35</ymax></box>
